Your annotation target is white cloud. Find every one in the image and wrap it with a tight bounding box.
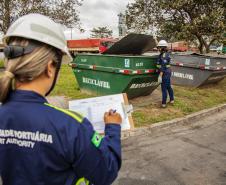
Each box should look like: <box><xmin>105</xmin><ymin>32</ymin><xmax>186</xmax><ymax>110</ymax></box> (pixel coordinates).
<box><xmin>64</xmin><ymin>0</ymin><xmax>134</xmax><ymax>39</ymax></box>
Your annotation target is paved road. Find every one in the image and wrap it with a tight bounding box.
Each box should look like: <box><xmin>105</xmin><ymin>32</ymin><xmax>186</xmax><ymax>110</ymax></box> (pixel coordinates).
<box><xmin>0</xmin><ymin>52</ymin><xmax>4</xmax><ymax>60</ymax></box>
<box><xmin>113</xmin><ymin>109</ymin><xmax>226</xmax><ymax>185</ymax></box>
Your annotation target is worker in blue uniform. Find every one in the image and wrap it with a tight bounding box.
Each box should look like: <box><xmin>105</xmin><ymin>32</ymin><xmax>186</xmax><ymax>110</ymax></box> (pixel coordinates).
<box><xmin>157</xmin><ymin>40</ymin><xmax>174</xmax><ymax>108</ymax></box>
<box><xmin>0</xmin><ymin>14</ymin><xmax>122</xmax><ymax>185</ymax></box>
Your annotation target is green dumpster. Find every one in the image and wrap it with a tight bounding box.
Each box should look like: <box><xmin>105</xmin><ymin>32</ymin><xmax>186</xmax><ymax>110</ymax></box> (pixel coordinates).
<box><xmin>222</xmin><ymin>41</ymin><xmax>226</xmax><ymax>54</ymax></box>
<box><xmin>223</xmin><ymin>45</ymin><xmax>226</xmax><ymax>54</ymax></box>
<box><xmin>223</xmin><ymin>34</ymin><xmax>226</xmax><ymax>54</ymax></box>
<box><xmin>70</xmin><ymin>54</ymin><xmax>159</xmax><ymax>99</ymax></box>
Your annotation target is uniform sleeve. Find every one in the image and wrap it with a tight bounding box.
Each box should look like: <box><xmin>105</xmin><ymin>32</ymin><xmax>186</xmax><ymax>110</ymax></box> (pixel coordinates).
<box><xmin>156</xmin><ymin>56</ymin><xmax>161</xmax><ymax>70</ymax></box>
<box><xmin>166</xmin><ymin>53</ymin><xmax>171</xmax><ymax>64</ymax></box>
<box><xmin>157</xmin><ymin>55</ymin><xmax>166</xmax><ymax>73</ymax></box>
<box><xmin>71</xmin><ymin>118</ymin><xmax>121</xmax><ymax>185</ymax></box>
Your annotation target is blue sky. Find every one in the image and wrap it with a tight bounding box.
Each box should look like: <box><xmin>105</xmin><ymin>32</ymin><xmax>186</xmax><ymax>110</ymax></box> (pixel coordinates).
<box><xmin>64</xmin><ymin>0</ymin><xmax>134</xmax><ymax>39</ymax></box>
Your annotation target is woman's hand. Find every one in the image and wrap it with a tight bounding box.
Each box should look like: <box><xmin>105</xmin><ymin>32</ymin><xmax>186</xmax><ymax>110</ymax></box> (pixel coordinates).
<box><xmin>104</xmin><ymin>110</ymin><xmax>122</xmax><ymax>125</ymax></box>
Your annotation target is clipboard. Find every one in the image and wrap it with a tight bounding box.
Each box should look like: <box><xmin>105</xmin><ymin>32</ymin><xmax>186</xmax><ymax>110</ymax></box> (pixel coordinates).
<box><xmin>69</xmin><ymin>93</ymin><xmax>134</xmax><ymax>133</ymax></box>
<box><xmin>122</xmin><ymin>93</ymin><xmax>134</xmax><ymax>129</ymax></box>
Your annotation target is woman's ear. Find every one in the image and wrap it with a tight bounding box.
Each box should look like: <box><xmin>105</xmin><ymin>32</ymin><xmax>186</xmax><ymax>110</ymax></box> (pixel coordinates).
<box><xmin>46</xmin><ymin>60</ymin><xmax>55</xmax><ymax>78</ymax></box>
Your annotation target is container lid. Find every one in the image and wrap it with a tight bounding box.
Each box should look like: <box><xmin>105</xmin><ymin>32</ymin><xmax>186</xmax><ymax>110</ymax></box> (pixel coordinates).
<box><xmin>103</xmin><ymin>33</ymin><xmax>157</xmax><ymax>55</ymax></box>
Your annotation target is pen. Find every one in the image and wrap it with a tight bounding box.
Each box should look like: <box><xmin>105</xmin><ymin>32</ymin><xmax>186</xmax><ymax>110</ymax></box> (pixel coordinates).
<box><xmin>109</xmin><ymin>109</ymin><xmax>116</xmax><ymax>115</ymax></box>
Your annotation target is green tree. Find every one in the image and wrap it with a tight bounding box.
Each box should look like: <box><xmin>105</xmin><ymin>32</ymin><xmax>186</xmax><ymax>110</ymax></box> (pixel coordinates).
<box><xmin>126</xmin><ymin>0</ymin><xmax>159</xmax><ymax>34</ymax></box>
<box><xmin>90</xmin><ymin>27</ymin><xmax>113</xmax><ymax>38</ymax></box>
<box><xmin>0</xmin><ymin>0</ymin><xmax>83</xmax><ymax>34</ymax></box>
<box><xmin>126</xmin><ymin>0</ymin><xmax>225</xmax><ymax>53</ymax></box>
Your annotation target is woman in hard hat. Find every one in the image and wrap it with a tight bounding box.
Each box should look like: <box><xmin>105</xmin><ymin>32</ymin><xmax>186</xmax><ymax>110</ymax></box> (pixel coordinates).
<box><xmin>0</xmin><ymin>14</ymin><xmax>122</xmax><ymax>185</ymax></box>
<box><xmin>157</xmin><ymin>40</ymin><xmax>174</xmax><ymax>108</ymax></box>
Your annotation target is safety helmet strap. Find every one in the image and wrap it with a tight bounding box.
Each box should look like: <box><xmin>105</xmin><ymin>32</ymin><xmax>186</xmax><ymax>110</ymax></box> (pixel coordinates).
<box><xmin>45</xmin><ymin>50</ymin><xmax>63</xmax><ymax>96</ymax></box>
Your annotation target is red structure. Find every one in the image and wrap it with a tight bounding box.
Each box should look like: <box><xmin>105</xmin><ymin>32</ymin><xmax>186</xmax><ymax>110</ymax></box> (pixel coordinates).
<box><xmin>168</xmin><ymin>41</ymin><xmax>188</xmax><ymax>52</ymax></box>
<box><xmin>67</xmin><ymin>38</ymin><xmax>117</xmax><ymax>54</ymax></box>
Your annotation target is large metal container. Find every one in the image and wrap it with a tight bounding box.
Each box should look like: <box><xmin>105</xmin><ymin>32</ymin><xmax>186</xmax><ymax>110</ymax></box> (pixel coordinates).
<box><xmin>223</xmin><ymin>46</ymin><xmax>226</xmax><ymax>54</ymax></box>
<box><xmin>171</xmin><ymin>53</ymin><xmax>226</xmax><ymax>87</ymax></box>
<box><xmin>70</xmin><ymin>54</ymin><xmax>159</xmax><ymax>99</ymax></box>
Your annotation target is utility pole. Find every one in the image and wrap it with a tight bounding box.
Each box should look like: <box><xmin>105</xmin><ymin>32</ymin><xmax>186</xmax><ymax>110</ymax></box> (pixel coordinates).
<box><xmin>70</xmin><ymin>27</ymin><xmax>73</xmax><ymax>39</ymax></box>
<box><xmin>118</xmin><ymin>13</ymin><xmax>127</xmax><ymax>38</ymax></box>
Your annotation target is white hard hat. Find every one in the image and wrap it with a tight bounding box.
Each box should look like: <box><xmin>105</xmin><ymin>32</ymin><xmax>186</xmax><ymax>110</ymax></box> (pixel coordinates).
<box><xmin>3</xmin><ymin>13</ymin><xmax>72</xmax><ymax>62</ymax></box>
<box><xmin>157</xmin><ymin>40</ymin><xmax>168</xmax><ymax>47</ymax></box>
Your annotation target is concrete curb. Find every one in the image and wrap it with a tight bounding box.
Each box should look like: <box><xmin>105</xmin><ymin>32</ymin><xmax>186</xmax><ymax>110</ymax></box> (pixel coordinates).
<box><xmin>121</xmin><ymin>103</ymin><xmax>226</xmax><ymax>140</ymax></box>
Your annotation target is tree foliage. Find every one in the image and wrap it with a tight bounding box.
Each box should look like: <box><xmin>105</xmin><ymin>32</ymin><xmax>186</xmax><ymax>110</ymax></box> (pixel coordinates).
<box><xmin>0</xmin><ymin>0</ymin><xmax>83</xmax><ymax>34</ymax></box>
<box><xmin>126</xmin><ymin>0</ymin><xmax>226</xmax><ymax>53</ymax></box>
<box><xmin>90</xmin><ymin>27</ymin><xmax>113</xmax><ymax>38</ymax></box>
<box><xmin>126</xmin><ymin>0</ymin><xmax>159</xmax><ymax>34</ymax></box>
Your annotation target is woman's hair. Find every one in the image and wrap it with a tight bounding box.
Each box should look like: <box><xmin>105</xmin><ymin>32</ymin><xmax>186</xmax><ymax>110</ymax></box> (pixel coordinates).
<box><xmin>0</xmin><ymin>37</ymin><xmax>59</xmax><ymax>103</ymax></box>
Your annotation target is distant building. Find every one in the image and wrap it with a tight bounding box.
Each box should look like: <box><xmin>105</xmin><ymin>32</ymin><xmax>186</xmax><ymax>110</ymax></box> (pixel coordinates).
<box><xmin>118</xmin><ymin>13</ymin><xmax>127</xmax><ymax>37</ymax></box>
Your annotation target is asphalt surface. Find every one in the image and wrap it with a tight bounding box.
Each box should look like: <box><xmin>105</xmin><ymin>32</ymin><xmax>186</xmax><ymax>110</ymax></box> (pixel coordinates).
<box><xmin>0</xmin><ymin>52</ymin><xmax>4</xmax><ymax>60</ymax></box>
<box><xmin>113</xmin><ymin>109</ymin><xmax>226</xmax><ymax>185</ymax></box>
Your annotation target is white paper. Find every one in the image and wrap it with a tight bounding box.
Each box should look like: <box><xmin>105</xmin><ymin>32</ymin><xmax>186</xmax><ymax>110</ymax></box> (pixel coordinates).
<box><xmin>69</xmin><ymin>94</ymin><xmax>131</xmax><ymax>133</ymax></box>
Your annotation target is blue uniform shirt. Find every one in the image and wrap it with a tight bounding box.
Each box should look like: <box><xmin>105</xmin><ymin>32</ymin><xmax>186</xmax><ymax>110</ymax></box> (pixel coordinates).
<box><xmin>0</xmin><ymin>90</ymin><xmax>121</xmax><ymax>185</ymax></box>
<box><xmin>157</xmin><ymin>52</ymin><xmax>172</xmax><ymax>82</ymax></box>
